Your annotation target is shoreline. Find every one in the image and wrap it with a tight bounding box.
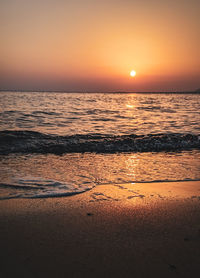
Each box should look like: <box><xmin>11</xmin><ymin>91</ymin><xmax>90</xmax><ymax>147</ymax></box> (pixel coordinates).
<box><xmin>0</xmin><ymin>181</ymin><xmax>200</xmax><ymax>277</ymax></box>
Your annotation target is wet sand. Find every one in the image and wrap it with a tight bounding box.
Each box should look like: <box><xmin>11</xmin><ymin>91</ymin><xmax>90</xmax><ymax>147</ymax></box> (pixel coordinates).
<box><xmin>0</xmin><ymin>181</ymin><xmax>200</xmax><ymax>278</ymax></box>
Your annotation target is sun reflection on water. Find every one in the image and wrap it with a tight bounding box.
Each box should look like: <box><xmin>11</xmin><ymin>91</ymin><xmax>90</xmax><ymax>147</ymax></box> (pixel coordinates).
<box><xmin>126</xmin><ymin>104</ymin><xmax>134</xmax><ymax>108</ymax></box>
<box><xmin>125</xmin><ymin>155</ymin><xmax>139</xmax><ymax>180</ymax></box>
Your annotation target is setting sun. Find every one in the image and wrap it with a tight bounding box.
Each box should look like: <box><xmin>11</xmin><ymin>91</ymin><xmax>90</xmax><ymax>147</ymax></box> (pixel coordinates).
<box><xmin>130</xmin><ymin>70</ymin><xmax>136</xmax><ymax>77</ymax></box>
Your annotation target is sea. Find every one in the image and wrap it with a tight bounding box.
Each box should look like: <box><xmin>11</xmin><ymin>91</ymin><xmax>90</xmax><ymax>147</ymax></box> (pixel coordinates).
<box><xmin>0</xmin><ymin>91</ymin><xmax>199</xmax><ymax>200</ymax></box>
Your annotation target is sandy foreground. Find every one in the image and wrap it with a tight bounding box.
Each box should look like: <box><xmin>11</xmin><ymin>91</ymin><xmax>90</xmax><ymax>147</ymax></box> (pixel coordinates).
<box><xmin>0</xmin><ymin>181</ymin><xmax>200</xmax><ymax>278</ymax></box>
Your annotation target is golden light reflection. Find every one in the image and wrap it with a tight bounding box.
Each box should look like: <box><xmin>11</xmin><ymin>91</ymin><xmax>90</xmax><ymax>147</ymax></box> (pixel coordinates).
<box><xmin>125</xmin><ymin>155</ymin><xmax>139</xmax><ymax>181</ymax></box>
<box><xmin>126</xmin><ymin>104</ymin><xmax>134</xmax><ymax>108</ymax></box>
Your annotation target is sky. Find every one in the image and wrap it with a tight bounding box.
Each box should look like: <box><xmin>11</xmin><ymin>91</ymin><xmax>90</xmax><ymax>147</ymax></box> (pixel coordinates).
<box><xmin>0</xmin><ymin>0</ymin><xmax>199</xmax><ymax>92</ymax></box>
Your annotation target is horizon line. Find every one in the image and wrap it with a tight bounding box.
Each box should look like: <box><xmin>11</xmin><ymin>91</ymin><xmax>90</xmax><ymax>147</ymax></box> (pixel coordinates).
<box><xmin>0</xmin><ymin>89</ymin><xmax>200</xmax><ymax>94</ymax></box>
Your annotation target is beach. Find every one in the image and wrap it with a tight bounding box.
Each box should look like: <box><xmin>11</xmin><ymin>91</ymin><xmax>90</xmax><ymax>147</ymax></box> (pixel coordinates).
<box><xmin>0</xmin><ymin>181</ymin><xmax>200</xmax><ymax>278</ymax></box>
<box><xmin>1</xmin><ymin>0</ymin><xmax>200</xmax><ymax>275</ymax></box>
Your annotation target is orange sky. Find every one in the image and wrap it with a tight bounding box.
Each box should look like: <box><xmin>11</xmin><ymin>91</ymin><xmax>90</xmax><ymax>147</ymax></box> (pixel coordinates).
<box><xmin>0</xmin><ymin>0</ymin><xmax>200</xmax><ymax>91</ymax></box>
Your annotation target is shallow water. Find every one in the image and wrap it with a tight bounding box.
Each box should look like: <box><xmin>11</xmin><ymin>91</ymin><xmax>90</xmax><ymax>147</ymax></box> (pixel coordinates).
<box><xmin>0</xmin><ymin>151</ymin><xmax>199</xmax><ymax>199</ymax></box>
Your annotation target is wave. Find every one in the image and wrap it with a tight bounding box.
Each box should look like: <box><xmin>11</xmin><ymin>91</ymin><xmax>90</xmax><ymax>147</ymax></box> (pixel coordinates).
<box><xmin>0</xmin><ymin>130</ymin><xmax>200</xmax><ymax>155</ymax></box>
<box><xmin>0</xmin><ymin>177</ymin><xmax>93</xmax><ymax>200</ymax></box>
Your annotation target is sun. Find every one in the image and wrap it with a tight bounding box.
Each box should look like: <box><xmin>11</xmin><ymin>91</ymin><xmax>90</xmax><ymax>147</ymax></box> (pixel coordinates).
<box><xmin>130</xmin><ymin>70</ymin><xmax>136</xmax><ymax>77</ymax></box>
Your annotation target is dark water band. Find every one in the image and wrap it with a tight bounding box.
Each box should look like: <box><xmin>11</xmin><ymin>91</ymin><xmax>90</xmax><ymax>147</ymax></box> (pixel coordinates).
<box><xmin>0</xmin><ymin>130</ymin><xmax>200</xmax><ymax>154</ymax></box>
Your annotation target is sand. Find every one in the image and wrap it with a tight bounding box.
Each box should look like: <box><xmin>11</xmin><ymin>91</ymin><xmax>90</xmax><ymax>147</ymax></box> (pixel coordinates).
<box><xmin>0</xmin><ymin>181</ymin><xmax>200</xmax><ymax>278</ymax></box>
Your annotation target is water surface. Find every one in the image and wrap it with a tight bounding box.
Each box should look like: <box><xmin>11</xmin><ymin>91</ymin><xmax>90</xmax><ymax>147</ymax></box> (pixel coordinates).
<box><xmin>0</xmin><ymin>92</ymin><xmax>199</xmax><ymax>199</ymax></box>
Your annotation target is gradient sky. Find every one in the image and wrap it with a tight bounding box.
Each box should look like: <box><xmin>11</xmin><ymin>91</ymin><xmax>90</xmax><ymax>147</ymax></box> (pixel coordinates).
<box><xmin>0</xmin><ymin>0</ymin><xmax>199</xmax><ymax>91</ymax></box>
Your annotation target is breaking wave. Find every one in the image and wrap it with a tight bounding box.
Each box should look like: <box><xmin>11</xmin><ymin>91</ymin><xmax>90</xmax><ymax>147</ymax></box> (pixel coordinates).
<box><xmin>0</xmin><ymin>130</ymin><xmax>200</xmax><ymax>154</ymax></box>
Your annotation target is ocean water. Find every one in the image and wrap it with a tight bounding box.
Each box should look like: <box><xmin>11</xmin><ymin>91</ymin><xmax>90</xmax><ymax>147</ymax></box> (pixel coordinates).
<box><xmin>0</xmin><ymin>91</ymin><xmax>199</xmax><ymax>199</ymax></box>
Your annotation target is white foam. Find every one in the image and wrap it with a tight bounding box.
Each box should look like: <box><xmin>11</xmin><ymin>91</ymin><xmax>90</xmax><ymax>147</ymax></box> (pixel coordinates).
<box><xmin>0</xmin><ymin>176</ymin><xmax>94</xmax><ymax>200</ymax></box>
